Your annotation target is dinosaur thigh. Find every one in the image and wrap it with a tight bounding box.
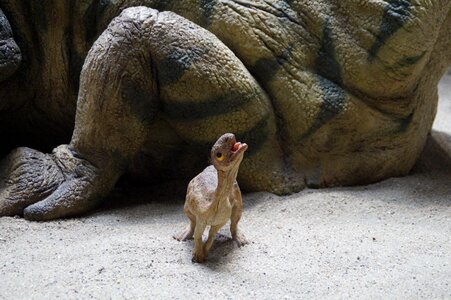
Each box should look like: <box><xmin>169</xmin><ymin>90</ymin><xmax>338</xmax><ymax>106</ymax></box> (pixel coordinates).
<box><xmin>71</xmin><ymin>7</ymin><xmax>300</xmax><ymax>194</ymax></box>
<box><xmin>152</xmin><ymin>11</ymin><xmax>305</xmax><ymax>193</ymax></box>
<box><xmin>0</xmin><ymin>6</ymin><xmax>300</xmax><ymax>221</ymax></box>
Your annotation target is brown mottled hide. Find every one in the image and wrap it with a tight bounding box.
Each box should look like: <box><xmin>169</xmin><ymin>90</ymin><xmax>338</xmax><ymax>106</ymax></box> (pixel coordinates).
<box><xmin>0</xmin><ymin>1</ymin><xmax>450</xmax><ymax>220</ymax></box>
<box><xmin>174</xmin><ymin>133</ymin><xmax>248</xmax><ymax>263</ymax></box>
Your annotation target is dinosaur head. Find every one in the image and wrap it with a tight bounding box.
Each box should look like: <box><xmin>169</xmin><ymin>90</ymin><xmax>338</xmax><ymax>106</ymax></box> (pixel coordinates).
<box><xmin>211</xmin><ymin>133</ymin><xmax>248</xmax><ymax>172</ymax></box>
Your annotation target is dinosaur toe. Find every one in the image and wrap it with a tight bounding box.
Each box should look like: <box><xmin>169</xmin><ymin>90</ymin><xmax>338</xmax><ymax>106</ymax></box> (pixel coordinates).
<box><xmin>0</xmin><ymin>147</ymin><xmax>63</xmax><ymax>217</ymax></box>
<box><xmin>23</xmin><ymin>180</ymin><xmax>101</xmax><ymax>221</ymax></box>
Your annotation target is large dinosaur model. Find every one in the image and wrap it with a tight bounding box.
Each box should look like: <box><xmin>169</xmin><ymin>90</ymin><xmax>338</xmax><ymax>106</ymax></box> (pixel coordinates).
<box><xmin>0</xmin><ymin>1</ymin><xmax>450</xmax><ymax>220</ymax></box>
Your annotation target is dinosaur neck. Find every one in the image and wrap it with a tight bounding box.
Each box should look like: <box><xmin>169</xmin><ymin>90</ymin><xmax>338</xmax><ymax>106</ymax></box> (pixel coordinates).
<box><xmin>212</xmin><ymin>166</ymin><xmax>239</xmax><ymax>208</ymax></box>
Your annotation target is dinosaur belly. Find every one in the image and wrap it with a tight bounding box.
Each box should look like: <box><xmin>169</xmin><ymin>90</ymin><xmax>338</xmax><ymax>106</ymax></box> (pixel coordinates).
<box><xmin>206</xmin><ymin>199</ymin><xmax>233</xmax><ymax>226</ymax></box>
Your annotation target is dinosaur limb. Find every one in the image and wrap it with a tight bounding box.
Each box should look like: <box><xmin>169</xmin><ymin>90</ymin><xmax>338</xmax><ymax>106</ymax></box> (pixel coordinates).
<box><xmin>174</xmin><ymin>207</ymin><xmax>196</xmax><ymax>241</ymax></box>
<box><xmin>192</xmin><ymin>222</ymin><xmax>207</xmax><ymax>263</ymax></box>
<box><xmin>230</xmin><ymin>189</ymin><xmax>248</xmax><ymax>247</ymax></box>
<box><xmin>0</xmin><ymin>6</ymin><xmax>303</xmax><ymax>220</ymax></box>
<box><xmin>80</xmin><ymin>7</ymin><xmax>304</xmax><ymax>195</ymax></box>
<box><xmin>0</xmin><ymin>8</ymin><xmax>159</xmax><ymax>220</ymax></box>
<box><xmin>203</xmin><ymin>223</ymin><xmax>226</xmax><ymax>254</ymax></box>
<box><xmin>146</xmin><ymin>9</ymin><xmax>304</xmax><ymax>194</ymax></box>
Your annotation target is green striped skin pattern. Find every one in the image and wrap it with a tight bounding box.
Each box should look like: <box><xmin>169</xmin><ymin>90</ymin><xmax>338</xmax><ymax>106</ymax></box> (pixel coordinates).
<box><xmin>0</xmin><ymin>1</ymin><xmax>450</xmax><ymax>220</ymax></box>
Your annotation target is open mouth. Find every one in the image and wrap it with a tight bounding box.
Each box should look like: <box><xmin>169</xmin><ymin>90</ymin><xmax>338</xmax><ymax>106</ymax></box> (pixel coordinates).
<box><xmin>230</xmin><ymin>141</ymin><xmax>248</xmax><ymax>158</ymax></box>
<box><xmin>231</xmin><ymin>142</ymin><xmax>241</xmax><ymax>154</ymax></box>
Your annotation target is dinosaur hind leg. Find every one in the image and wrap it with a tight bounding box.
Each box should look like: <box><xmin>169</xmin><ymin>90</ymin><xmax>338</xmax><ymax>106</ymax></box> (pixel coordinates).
<box><xmin>174</xmin><ymin>207</ymin><xmax>196</xmax><ymax>241</ymax></box>
<box><xmin>0</xmin><ymin>8</ymin><xmax>159</xmax><ymax>220</ymax></box>
<box><xmin>0</xmin><ymin>9</ymin><xmax>153</xmax><ymax>221</ymax></box>
<box><xmin>20</xmin><ymin>9</ymin><xmax>163</xmax><ymax>220</ymax></box>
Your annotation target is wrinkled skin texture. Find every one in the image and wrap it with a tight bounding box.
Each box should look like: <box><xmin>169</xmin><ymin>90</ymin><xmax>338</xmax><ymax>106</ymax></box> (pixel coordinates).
<box><xmin>0</xmin><ymin>8</ymin><xmax>20</xmax><ymax>82</ymax></box>
<box><xmin>0</xmin><ymin>0</ymin><xmax>450</xmax><ymax>220</ymax></box>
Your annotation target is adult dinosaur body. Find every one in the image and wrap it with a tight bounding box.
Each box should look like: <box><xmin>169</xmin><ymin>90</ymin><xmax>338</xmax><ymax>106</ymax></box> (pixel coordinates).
<box><xmin>0</xmin><ymin>1</ymin><xmax>450</xmax><ymax>220</ymax></box>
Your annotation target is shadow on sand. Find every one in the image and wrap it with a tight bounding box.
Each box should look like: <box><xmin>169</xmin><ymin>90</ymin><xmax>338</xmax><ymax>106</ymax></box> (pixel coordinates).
<box><xmin>88</xmin><ymin>130</ymin><xmax>451</xmax><ymax>220</ymax></box>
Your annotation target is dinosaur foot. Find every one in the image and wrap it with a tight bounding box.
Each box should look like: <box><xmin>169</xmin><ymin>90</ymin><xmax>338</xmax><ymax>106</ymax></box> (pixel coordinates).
<box><xmin>0</xmin><ymin>145</ymin><xmax>105</xmax><ymax>220</ymax></box>
<box><xmin>192</xmin><ymin>249</ymin><xmax>206</xmax><ymax>263</ymax></box>
<box><xmin>232</xmin><ymin>232</ymin><xmax>249</xmax><ymax>247</ymax></box>
<box><xmin>173</xmin><ymin>226</ymin><xmax>194</xmax><ymax>241</ymax></box>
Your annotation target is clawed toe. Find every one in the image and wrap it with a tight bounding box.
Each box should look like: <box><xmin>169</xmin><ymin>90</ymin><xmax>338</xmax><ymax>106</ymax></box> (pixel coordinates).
<box><xmin>0</xmin><ymin>147</ymin><xmax>63</xmax><ymax>217</ymax></box>
<box><xmin>173</xmin><ymin>232</ymin><xmax>193</xmax><ymax>241</ymax></box>
<box><xmin>192</xmin><ymin>250</ymin><xmax>205</xmax><ymax>263</ymax></box>
<box><xmin>233</xmin><ymin>234</ymin><xmax>249</xmax><ymax>247</ymax></box>
<box><xmin>0</xmin><ymin>145</ymin><xmax>106</xmax><ymax>220</ymax></box>
<box><xmin>173</xmin><ymin>226</ymin><xmax>194</xmax><ymax>241</ymax></box>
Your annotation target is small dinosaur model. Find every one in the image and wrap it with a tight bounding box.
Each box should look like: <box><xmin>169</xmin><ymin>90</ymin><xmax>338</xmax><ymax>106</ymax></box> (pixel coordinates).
<box><xmin>174</xmin><ymin>133</ymin><xmax>249</xmax><ymax>263</ymax></box>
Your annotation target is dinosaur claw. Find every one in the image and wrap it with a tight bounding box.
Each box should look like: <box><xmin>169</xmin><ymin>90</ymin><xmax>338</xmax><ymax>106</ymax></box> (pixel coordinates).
<box><xmin>0</xmin><ymin>147</ymin><xmax>64</xmax><ymax>218</ymax></box>
<box><xmin>23</xmin><ymin>202</ymin><xmax>51</xmax><ymax>221</ymax></box>
<box><xmin>23</xmin><ymin>174</ymin><xmax>105</xmax><ymax>221</ymax></box>
<box><xmin>233</xmin><ymin>233</ymin><xmax>249</xmax><ymax>247</ymax></box>
<box><xmin>173</xmin><ymin>226</ymin><xmax>194</xmax><ymax>241</ymax></box>
<box><xmin>22</xmin><ymin>188</ymin><xmax>71</xmax><ymax>221</ymax></box>
<box><xmin>192</xmin><ymin>250</ymin><xmax>206</xmax><ymax>263</ymax></box>
<box><xmin>0</xmin><ymin>145</ymin><xmax>109</xmax><ymax>220</ymax></box>
<box><xmin>23</xmin><ymin>196</ymin><xmax>74</xmax><ymax>221</ymax></box>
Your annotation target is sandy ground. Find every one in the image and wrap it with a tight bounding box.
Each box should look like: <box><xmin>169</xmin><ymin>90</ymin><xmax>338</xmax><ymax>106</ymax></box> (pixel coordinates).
<box><xmin>0</xmin><ymin>73</ymin><xmax>450</xmax><ymax>299</ymax></box>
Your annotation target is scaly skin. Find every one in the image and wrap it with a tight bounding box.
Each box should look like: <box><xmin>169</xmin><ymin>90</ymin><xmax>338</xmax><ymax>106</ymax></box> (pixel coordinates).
<box><xmin>0</xmin><ymin>8</ymin><xmax>21</xmax><ymax>82</ymax></box>
<box><xmin>0</xmin><ymin>1</ymin><xmax>450</xmax><ymax>220</ymax></box>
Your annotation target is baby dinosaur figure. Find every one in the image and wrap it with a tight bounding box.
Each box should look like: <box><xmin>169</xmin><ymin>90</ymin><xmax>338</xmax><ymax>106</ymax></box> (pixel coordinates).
<box><xmin>174</xmin><ymin>133</ymin><xmax>248</xmax><ymax>263</ymax></box>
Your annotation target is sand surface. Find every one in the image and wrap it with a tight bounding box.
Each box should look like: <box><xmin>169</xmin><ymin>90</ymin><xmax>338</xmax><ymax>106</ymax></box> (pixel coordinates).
<box><xmin>0</xmin><ymin>73</ymin><xmax>450</xmax><ymax>299</ymax></box>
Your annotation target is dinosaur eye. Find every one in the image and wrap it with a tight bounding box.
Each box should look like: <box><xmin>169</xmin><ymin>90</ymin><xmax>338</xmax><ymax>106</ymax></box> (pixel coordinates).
<box><xmin>216</xmin><ymin>152</ymin><xmax>224</xmax><ymax>161</ymax></box>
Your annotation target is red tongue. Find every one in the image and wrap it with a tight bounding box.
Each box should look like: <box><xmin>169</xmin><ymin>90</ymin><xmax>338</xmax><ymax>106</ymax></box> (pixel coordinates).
<box><xmin>232</xmin><ymin>142</ymin><xmax>240</xmax><ymax>152</ymax></box>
